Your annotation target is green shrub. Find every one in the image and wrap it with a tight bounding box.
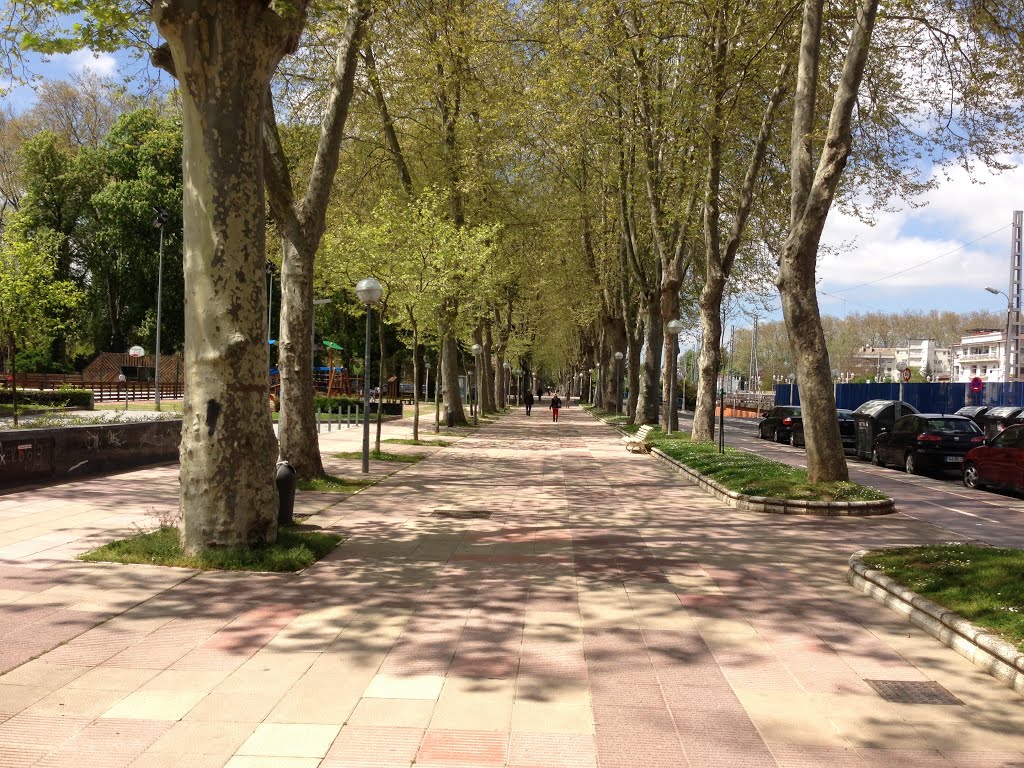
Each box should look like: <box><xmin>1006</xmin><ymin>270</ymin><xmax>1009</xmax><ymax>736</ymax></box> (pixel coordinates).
<box><xmin>0</xmin><ymin>387</ymin><xmax>93</xmax><ymax>409</ymax></box>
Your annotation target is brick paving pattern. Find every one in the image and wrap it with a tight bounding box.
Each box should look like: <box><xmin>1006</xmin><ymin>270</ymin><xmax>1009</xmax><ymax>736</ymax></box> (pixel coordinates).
<box><xmin>0</xmin><ymin>409</ymin><xmax>1022</xmax><ymax>766</ymax></box>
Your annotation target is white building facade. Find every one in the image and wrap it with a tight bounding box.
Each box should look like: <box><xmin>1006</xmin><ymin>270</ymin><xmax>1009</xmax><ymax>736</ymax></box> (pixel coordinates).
<box><xmin>951</xmin><ymin>329</ymin><xmax>1011</xmax><ymax>382</ymax></box>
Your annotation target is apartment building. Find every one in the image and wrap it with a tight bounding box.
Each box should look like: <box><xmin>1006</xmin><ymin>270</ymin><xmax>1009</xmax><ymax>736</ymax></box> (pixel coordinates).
<box><xmin>951</xmin><ymin>329</ymin><xmax>1011</xmax><ymax>382</ymax></box>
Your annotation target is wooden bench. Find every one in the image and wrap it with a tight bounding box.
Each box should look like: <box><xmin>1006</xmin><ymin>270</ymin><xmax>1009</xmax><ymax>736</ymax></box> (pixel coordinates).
<box><xmin>623</xmin><ymin>424</ymin><xmax>655</xmax><ymax>453</ymax></box>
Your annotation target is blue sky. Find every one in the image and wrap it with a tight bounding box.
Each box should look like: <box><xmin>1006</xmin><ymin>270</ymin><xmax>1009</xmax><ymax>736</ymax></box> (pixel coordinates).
<box><xmin>10</xmin><ymin>48</ymin><xmax>1023</xmax><ymax>332</ymax></box>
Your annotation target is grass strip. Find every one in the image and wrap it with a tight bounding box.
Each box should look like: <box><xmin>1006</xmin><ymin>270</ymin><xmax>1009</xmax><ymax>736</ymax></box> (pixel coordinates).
<box><xmin>297</xmin><ymin>474</ymin><xmax>377</xmax><ymax>493</ymax></box>
<box><xmin>862</xmin><ymin>544</ymin><xmax>1024</xmax><ymax>652</ymax></box>
<box><xmin>79</xmin><ymin>525</ymin><xmax>342</xmax><ymax>572</ymax></box>
<box><xmin>648</xmin><ymin>428</ymin><xmax>887</xmax><ymax>502</ymax></box>
<box><xmin>382</xmin><ymin>438</ymin><xmax>453</xmax><ymax>447</ymax></box>
<box><xmin>334</xmin><ymin>450</ymin><xmax>425</xmax><ymax>464</ymax></box>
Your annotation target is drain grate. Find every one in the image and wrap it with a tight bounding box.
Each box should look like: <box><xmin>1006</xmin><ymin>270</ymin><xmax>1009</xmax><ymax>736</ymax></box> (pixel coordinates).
<box><xmin>431</xmin><ymin>510</ymin><xmax>494</xmax><ymax>520</ymax></box>
<box><xmin>866</xmin><ymin>680</ymin><xmax>964</xmax><ymax>705</ymax></box>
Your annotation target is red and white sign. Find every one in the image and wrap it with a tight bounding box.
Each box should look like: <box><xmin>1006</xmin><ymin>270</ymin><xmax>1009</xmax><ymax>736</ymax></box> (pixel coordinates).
<box><xmin>969</xmin><ymin>376</ymin><xmax>984</xmax><ymax>393</ymax></box>
<box><xmin>901</xmin><ymin>368</ymin><xmax>912</xmax><ymax>382</ymax></box>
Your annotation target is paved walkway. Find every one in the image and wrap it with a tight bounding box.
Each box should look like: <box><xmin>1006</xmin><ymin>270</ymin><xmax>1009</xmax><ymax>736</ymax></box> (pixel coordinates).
<box><xmin>1</xmin><ymin>408</ymin><xmax>1023</xmax><ymax>767</ymax></box>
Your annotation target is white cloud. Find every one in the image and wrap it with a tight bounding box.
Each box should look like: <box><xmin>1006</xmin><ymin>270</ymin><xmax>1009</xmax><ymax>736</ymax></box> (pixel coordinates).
<box><xmin>820</xmin><ymin>157</ymin><xmax>1024</xmax><ymax>294</ymax></box>
<box><xmin>64</xmin><ymin>49</ymin><xmax>118</xmax><ymax>77</ymax></box>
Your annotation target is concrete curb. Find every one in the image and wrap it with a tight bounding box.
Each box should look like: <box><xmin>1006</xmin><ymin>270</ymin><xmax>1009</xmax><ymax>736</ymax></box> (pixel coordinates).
<box><xmin>586</xmin><ymin>409</ymin><xmax>894</xmax><ymax>516</ymax></box>
<box><xmin>848</xmin><ymin>550</ymin><xmax>1024</xmax><ymax>695</ymax></box>
<box><xmin>649</xmin><ymin>446</ymin><xmax>896</xmax><ymax>516</ymax></box>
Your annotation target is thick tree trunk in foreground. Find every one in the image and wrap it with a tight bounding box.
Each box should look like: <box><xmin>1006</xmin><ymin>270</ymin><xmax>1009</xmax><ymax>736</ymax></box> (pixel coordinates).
<box><xmin>440</xmin><ymin>306</ymin><xmax>467</xmax><ymax>425</ymax></box>
<box><xmin>154</xmin><ymin>2</ymin><xmax>300</xmax><ymax>553</ymax></box>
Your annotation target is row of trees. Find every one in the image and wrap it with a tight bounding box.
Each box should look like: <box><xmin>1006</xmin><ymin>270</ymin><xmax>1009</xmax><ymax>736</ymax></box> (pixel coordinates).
<box><xmin>2</xmin><ymin>0</ymin><xmax>1022</xmax><ymax>553</ymax></box>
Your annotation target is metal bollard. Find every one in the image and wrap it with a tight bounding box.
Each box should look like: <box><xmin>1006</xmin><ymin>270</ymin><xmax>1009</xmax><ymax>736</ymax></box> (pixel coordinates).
<box><xmin>337</xmin><ymin>406</ymin><xmax>341</xmax><ymax>429</ymax></box>
<box><xmin>276</xmin><ymin>461</ymin><xmax>296</xmax><ymax>525</ymax></box>
<box><xmin>347</xmin><ymin>405</ymin><xmax>352</xmax><ymax>427</ymax></box>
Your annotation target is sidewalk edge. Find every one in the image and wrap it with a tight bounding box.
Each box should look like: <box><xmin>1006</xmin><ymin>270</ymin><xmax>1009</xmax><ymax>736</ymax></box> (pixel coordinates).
<box><xmin>848</xmin><ymin>550</ymin><xmax>1024</xmax><ymax>696</ymax></box>
<box><xmin>648</xmin><ymin>446</ymin><xmax>895</xmax><ymax>516</ymax></box>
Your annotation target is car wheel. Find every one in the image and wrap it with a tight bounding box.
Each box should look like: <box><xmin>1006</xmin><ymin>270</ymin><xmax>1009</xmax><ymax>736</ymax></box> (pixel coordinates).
<box><xmin>871</xmin><ymin>447</ymin><xmax>882</xmax><ymax>467</ymax></box>
<box><xmin>789</xmin><ymin>432</ymin><xmax>798</xmax><ymax>447</ymax></box>
<box><xmin>769</xmin><ymin>427</ymin><xmax>778</xmax><ymax>442</ymax></box>
<box><xmin>963</xmin><ymin>461</ymin><xmax>981</xmax><ymax>489</ymax></box>
<box><xmin>904</xmin><ymin>451</ymin><xmax>919</xmax><ymax>475</ymax></box>
<box><xmin>775</xmin><ymin>429</ymin><xmax>787</xmax><ymax>444</ymax></box>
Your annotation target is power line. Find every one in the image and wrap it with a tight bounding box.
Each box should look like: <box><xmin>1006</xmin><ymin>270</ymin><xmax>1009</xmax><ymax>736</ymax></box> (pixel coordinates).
<box><xmin>829</xmin><ymin>223</ymin><xmax>1012</xmax><ymax>295</ymax></box>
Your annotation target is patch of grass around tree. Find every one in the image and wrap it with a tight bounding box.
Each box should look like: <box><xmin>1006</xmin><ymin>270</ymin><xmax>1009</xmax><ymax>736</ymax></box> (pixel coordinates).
<box><xmin>79</xmin><ymin>525</ymin><xmax>342</xmax><ymax>572</ymax></box>
<box><xmin>648</xmin><ymin>428</ymin><xmax>887</xmax><ymax>502</ymax></box>
<box><xmin>862</xmin><ymin>544</ymin><xmax>1024</xmax><ymax>652</ymax></box>
<box><xmin>297</xmin><ymin>474</ymin><xmax>377</xmax><ymax>493</ymax></box>
<box><xmin>334</xmin><ymin>450</ymin><xmax>425</xmax><ymax>464</ymax></box>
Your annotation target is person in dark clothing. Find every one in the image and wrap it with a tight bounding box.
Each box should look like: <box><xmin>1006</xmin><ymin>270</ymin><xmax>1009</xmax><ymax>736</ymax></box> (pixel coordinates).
<box><xmin>524</xmin><ymin>390</ymin><xmax>534</xmax><ymax>415</ymax></box>
<box><xmin>549</xmin><ymin>392</ymin><xmax>562</xmax><ymax>422</ymax></box>
<box><xmin>536</xmin><ymin>385</ymin><xmax>543</xmax><ymax>404</ymax></box>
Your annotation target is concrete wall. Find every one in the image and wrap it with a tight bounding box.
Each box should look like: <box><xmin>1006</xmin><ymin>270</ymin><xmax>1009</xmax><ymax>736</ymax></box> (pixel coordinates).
<box><xmin>0</xmin><ymin>419</ymin><xmax>182</xmax><ymax>490</ymax></box>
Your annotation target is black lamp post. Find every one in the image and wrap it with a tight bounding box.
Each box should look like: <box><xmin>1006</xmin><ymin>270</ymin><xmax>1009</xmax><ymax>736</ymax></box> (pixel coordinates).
<box><xmin>356</xmin><ymin>277</ymin><xmax>383</xmax><ymax>473</ymax></box>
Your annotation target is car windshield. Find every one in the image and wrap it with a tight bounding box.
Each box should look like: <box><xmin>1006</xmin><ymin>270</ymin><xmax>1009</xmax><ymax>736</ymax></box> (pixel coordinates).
<box><xmin>925</xmin><ymin>418</ymin><xmax>981</xmax><ymax>433</ymax></box>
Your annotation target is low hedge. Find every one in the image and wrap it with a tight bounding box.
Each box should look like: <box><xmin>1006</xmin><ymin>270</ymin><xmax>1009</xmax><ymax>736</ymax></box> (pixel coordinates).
<box><xmin>0</xmin><ymin>387</ymin><xmax>94</xmax><ymax>409</ymax></box>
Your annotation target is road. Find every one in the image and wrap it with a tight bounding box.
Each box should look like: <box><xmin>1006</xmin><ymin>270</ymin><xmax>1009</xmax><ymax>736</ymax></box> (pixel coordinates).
<box><xmin>680</xmin><ymin>413</ymin><xmax>1024</xmax><ymax>548</ymax></box>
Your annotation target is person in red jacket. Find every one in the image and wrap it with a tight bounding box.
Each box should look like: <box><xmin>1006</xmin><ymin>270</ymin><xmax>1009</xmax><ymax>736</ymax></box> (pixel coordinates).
<box><xmin>549</xmin><ymin>392</ymin><xmax>562</xmax><ymax>422</ymax></box>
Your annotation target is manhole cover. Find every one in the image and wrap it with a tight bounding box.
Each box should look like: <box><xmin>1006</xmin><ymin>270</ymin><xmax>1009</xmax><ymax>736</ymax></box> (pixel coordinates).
<box><xmin>866</xmin><ymin>680</ymin><xmax>963</xmax><ymax>705</ymax></box>
<box><xmin>431</xmin><ymin>510</ymin><xmax>493</xmax><ymax>520</ymax></box>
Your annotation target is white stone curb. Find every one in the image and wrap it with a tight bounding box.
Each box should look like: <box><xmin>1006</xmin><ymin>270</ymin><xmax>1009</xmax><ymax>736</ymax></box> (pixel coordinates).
<box><xmin>848</xmin><ymin>550</ymin><xmax>1024</xmax><ymax>695</ymax></box>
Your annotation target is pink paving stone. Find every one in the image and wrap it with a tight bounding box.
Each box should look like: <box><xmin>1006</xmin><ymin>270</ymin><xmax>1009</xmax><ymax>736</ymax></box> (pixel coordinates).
<box><xmin>0</xmin><ymin>714</ymin><xmax>92</xmax><ymax>751</ymax></box>
<box><xmin>324</xmin><ymin>725</ymin><xmax>425</xmax><ymax>765</ymax></box>
<box><xmin>855</xmin><ymin>749</ymin><xmax>955</xmax><ymax>767</ymax></box>
<box><xmin>33</xmin><ymin>718</ymin><xmax>173</xmax><ymax>768</ymax></box>
<box><xmin>591</xmin><ymin>705</ymin><xmax>687</xmax><ymax>768</ymax></box>
<box><xmin>768</xmin><ymin>744</ymin><xmax>865</xmax><ymax>768</ymax></box>
<box><xmin>941</xmin><ymin>752</ymin><xmax>1024</xmax><ymax>768</ymax></box>
<box><xmin>415</xmin><ymin>729</ymin><xmax>509</xmax><ymax>766</ymax></box>
<box><xmin>198</xmin><ymin>604</ymin><xmax>303</xmax><ymax>654</ymax></box>
<box><xmin>507</xmin><ymin>733</ymin><xmax>597</xmax><ymax>768</ymax></box>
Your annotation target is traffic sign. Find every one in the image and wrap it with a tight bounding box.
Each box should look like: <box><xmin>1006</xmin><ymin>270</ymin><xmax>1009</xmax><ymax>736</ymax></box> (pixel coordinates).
<box><xmin>128</xmin><ymin>345</ymin><xmax>145</xmax><ymax>358</ymax></box>
<box><xmin>970</xmin><ymin>376</ymin><xmax>983</xmax><ymax>393</ymax></box>
<box><xmin>901</xmin><ymin>367</ymin><xmax>912</xmax><ymax>382</ymax></box>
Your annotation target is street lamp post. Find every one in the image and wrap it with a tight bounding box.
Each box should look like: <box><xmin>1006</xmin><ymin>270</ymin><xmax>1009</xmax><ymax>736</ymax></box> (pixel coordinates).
<box><xmin>153</xmin><ymin>207</ymin><xmax>168</xmax><ymax>411</ymax></box>
<box><xmin>424</xmin><ymin>360</ymin><xmax>431</xmax><ymax>403</ymax></box>
<box><xmin>666</xmin><ymin>319</ymin><xmax>684</xmax><ymax>433</ymax></box>
<box><xmin>471</xmin><ymin>343</ymin><xmax>482</xmax><ymax>425</ymax></box>
<box><xmin>614</xmin><ymin>351</ymin><xmax>624</xmax><ymax>415</ymax></box>
<box><xmin>503</xmin><ymin>361</ymin><xmax>511</xmax><ymax>408</ymax></box>
<box><xmin>832</xmin><ymin>368</ymin><xmax>840</xmax><ymax>404</ymax></box>
<box><xmin>788</xmin><ymin>373</ymin><xmax>796</xmax><ymax>405</ymax></box>
<box><xmin>356</xmin><ymin>278</ymin><xmax>383</xmax><ymax>474</ymax></box>
<box><xmin>985</xmin><ymin>286</ymin><xmax>1013</xmax><ymax>386</ymax></box>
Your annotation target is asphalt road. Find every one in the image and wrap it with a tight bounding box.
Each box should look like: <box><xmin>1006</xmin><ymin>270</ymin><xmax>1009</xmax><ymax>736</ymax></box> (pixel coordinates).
<box><xmin>679</xmin><ymin>413</ymin><xmax>1024</xmax><ymax>548</ymax></box>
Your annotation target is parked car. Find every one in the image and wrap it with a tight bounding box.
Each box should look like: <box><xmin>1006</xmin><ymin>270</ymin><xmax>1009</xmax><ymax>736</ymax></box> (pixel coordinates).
<box><xmin>872</xmin><ymin>413</ymin><xmax>986</xmax><ymax>474</ymax></box>
<box><xmin>790</xmin><ymin>408</ymin><xmax>857</xmax><ymax>453</ymax></box>
<box><xmin>962</xmin><ymin>423</ymin><xmax>1024</xmax><ymax>492</ymax></box>
<box><xmin>758</xmin><ymin>406</ymin><xmax>801</xmax><ymax>443</ymax></box>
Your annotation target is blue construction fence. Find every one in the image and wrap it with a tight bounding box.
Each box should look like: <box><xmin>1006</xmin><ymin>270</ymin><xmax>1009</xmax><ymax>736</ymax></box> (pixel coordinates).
<box><xmin>775</xmin><ymin>382</ymin><xmax>1024</xmax><ymax>414</ymax></box>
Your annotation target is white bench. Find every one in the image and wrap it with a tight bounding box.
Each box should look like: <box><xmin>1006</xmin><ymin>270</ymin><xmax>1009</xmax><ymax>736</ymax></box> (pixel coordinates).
<box><xmin>623</xmin><ymin>424</ymin><xmax>655</xmax><ymax>453</ymax></box>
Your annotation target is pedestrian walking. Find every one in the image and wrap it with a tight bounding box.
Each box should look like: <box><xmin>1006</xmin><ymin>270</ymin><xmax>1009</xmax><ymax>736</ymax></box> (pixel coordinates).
<box><xmin>524</xmin><ymin>389</ymin><xmax>534</xmax><ymax>415</ymax></box>
<box><xmin>549</xmin><ymin>392</ymin><xmax>562</xmax><ymax>422</ymax></box>
<box><xmin>536</xmin><ymin>384</ymin><xmax>543</xmax><ymax>404</ymax></box>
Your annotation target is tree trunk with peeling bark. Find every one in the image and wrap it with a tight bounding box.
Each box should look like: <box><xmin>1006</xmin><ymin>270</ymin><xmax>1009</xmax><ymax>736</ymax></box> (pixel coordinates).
<box><xmin>153</xmin><ymin>1</ymin><xmax>304</xmax><ymax>553</ymax></box>
<box><xmin>778</xmin><ymin>0</ymin><xmax>878</xmax><ymax>482</ymax></box>
<box><xmin>263</xmin><ymin>0</ymin><xmax>368</xmax><ymax>479</ymax></box>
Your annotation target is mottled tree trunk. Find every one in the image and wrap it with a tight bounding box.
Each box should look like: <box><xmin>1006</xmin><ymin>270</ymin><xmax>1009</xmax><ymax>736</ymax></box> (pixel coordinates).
<box><xmin>154</xmin><ymin>1</ymin><xmax>299</xmax><ymax>553</ymax></box>
<box><xmin>692</xmin><ymin>278</ymin><xmax>725</xmax><ymax>442</ymax></box>
<box><xmin>277</xmin><ymin>239</ymin><xmax>323</xmax><ymax>477</ymax></box>
<box><xmin>440</xmin><ymin>303</ymin><xmax>467</xmax><ymax>425</ymax></box>
<box><xmin>634</xmin><ymin>293</ymin><xmax>663</xmax><ymax>425</ymax></box>
<box><xmin>660</xmin><ymin>285</ymin><xmax>681</xmax><ymax>431</ymax></box>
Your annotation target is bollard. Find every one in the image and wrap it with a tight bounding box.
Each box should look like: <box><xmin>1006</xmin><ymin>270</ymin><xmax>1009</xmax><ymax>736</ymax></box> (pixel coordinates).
<box><xmin>316</xmin><ymin>409</ymin><xmax>321</xmax><ymax>433</ymax></box>
<box><xmin>337</xmin><ymin>406</ymin><xmax>341</xmax><ymax>429</ymax></box>
<box><xmin>327</xmin><ymin>409</ymin><xmax>332</xmax><ymax>431</ymax></box>
<box><xmin>276</xmin><ymin>461</ymin><xmax>296</xmax><ymax>525</ymax></box>
<box><xmin>347</xmin><ymin>405</ymin><xmax>352</xmax><ymax>427</ymax></box>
